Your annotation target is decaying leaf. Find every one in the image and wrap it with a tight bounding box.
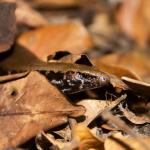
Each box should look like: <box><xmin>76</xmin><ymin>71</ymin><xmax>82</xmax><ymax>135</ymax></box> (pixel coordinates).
<box><xmin>93</xmin><ymin>50</ymin><xmax>150</xmax><ymax>83</ymax></box>
<box><xmin>102</xmin><ymin>111</ymin><xmax>150</xmax><ymax>150</ymax></box>
<box><xmin>0</xmin><ymin>2</ymin><xmax>16</xmax><ymax>53</ymax></box>
<box><xmin>51</xmin><ymin>53</ymin><xmax>93</xmax><ymax>66</ymax></box>
<box><xmin>116</xmin><ymin>0</ymin><xmax>150</xmax><ymax>46</ymax></box>
<box><xmin>122</xmin><ymin>76</ymin><xmax>150</xmax><ymax>97</ymax></box>
<box><xmin>119</xmin><ymin>103</ymin><xmax>150</xmax><ymax>124</ymax></box>
<box><xmin>70</xmin><ymin>124</ymin><xmax>104</xmax><ymax>150</ymax></box>
<box><xmin>3</xmin><ymin>0</ymin><xmax>48</xmax><ymax>27</ymax></box>
<box><xmin>0</xmin><ymin>71</ymin><xmax>85</xmax><ymax>149</ymax></box>
<box><xmin>36</xmin><ymin>131</ymin><xmax>67</xmax><ymax>150</ymax></box>
<box><xmin>0</xmin><ymin>0</ymin><xmax>150</xmax><ymax>149</ymax></box>
<box><xmin>32</xmin><ymin>0</ymin><xmax>81</xmax><ymax>8</ymax></box>
<box><xmin>78</xmin><ymin>94</ymin><xmax>127</xmax><ymax>126</ymax></box>
<box><xmin>17</xmin><ymin>21</ymin><xmax>93</xmax><ymax>61</ymax></box>
<box><xmin>0</xmin><ymin>71</ymin><xmax>29</xmax><ymax>83</ymax></box>
<box><xmin>105</xmin><ymin>132</ymin><xmax>150</xmax><ymax>150</ymax></box>
<box><xmin>92</xmin><ymin>60</ymin><xmax>141</xmax><ymax>80</ymax></box>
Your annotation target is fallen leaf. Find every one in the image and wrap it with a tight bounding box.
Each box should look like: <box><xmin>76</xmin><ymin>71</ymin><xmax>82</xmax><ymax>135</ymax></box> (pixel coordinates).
<box><xmin>71</xmin><ymin>124</ymin><xmax>104</xmax><ymax>150</ymax></box>
<box><xmin>0</xmin><ymin>2</ymin><xmax>16</xmax><ymax>53</ymax></box>
<box><xmin>116</xmin><ymin>0</ymin><xmax>150</xmax><ymax>46</ymax></box>
<box><xmin>92</xmin><ymin>60</ymin><xmax>141</xmax><ymax>80</ymax></box>
<box><xmin>36</xmin><ymin>132</ymin><xmax>67</xmax><ymax>150</ymax></box>
<box><xmin>32</xmin><ymin>0</ymin><xmax>81</xmax><ymax>8</ymax></box>
<box><xmin>78</xmin><ymin>94</ymin><xmax>127</xmax><ymax>126</ymax></box>
<box><xmin>93</xmin><ymin>50</ymin><xmax>150</xmax><ymax>83</ymax></box>
<box><xmin>3</xmin><ymin>0</ymin><xmax>48</xmax><ymax>27</ymax></box>
<box><xmin>122</xmin><ymin>76</ymin><xmax>150</xmax><ymax>97</ymax></box>
<box><xmin>105</xmin><ymin>132</ymin><xmax>150</xmax><ymax>150</ymax></box>
<box><xmin>119</xmin><ymin>103</ymin><xmax>150</xmax><ymax>124</ymax></box>
<box><xmin>89</xmin><ymin>13</ymin><xmax>114</xmax><ymax>37</ymax></box>
<box><xmin>0</xmin><ymin>71</ymin><xmax>85</xmax><ymax>149</ymax></box>
<box><xmin>109</xmin><ymin>75</ymin><xmax>128</xmax><ymax>92</ymax></box>
<box><xmin>17</xmin><ymin>21</ymin><xmax>93</xmax><ymax>61</ymax></box>
<box><xmin>51</xmin><ymin>53</ymin><xmax>93</xmax><ymax>66</ymax></box>
<box><xmin>0</xmin><ymin>71</ymin><xmax>29</xmax><ymax>83</ymax></box>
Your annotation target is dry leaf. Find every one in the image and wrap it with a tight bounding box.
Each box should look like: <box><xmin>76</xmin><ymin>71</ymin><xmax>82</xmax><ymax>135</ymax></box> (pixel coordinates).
<box><xmin>3</xmin><ymin>0</ymin><xmax>48</xmax><ymax>27</ymax></box>
<box><xmin>92</xmin><ymin>61</ymin><xmax>141</xmax><ymax>80</ymax></box>
<box><xmin>119</xmin><ymin>103</ymin><xmax>150</xmax><ymax>124</ymax></box>
<box><xmin>32</xmin><ymin>0</ymin><xmax>81</xmax><ymax>8</ymax></box>
<box><xmin>70</xmin><ymin>124</ymin><xmax>104</xmax><ymax>150</ymax></box>
<box><xmin>122</xmin><ymin>77</ymin><xmax>150</xmax><ymax>97</ymax></box>
<box><xmin>36</xmin><ymin>132</ymin><xmax>67</xmax><ymax>150</ymax></box>
<box><xmin>78</xmin><ymin>94</ymin><xmax>126</xmax><ymax>126</ymax></box>
<box><xmin>17</xmin><ymin>21</ymin><xmax>93</xmax><ymax>61</ymax></box>
<box><xmin>0</xmin><ymin>2</ymin><xmax>16</xmax><ymax>53</ymax></box>
<box><xmin>0</xmin><ymin>71</ymin><xmax>85</xmax><ymax>149</ymax></box>
<box><xmin>105</xmin><ymin>132</ymin><xmax>150</xmax><ymax>150</ymax></box>
<box><xmin>89</xmin><ymin>13</ymin><xmax>115</xmax><ymax>47</ymax></box>
<box><xmin>37</xmin><ymin>125</ymin><xmax>104</xmax><ymax>150</ymax></box>
<box><xmin>89</xmin><ymin>13</ymin><xmax>114</xmax><ymax>37</ymax></box>
<box><xmin>0</xmin><ymin>71</ymin><xmax>29</xmax><ymax>83</ymax></box>
<box><xmin>116</xmin><ymin>0</ymin><xmax>150</xmax><ymax>46</ymax></box>
<box><xmin>93</xmin><ymin>50</ymin><xmax>150</xmax><ymax>83</ymax></box>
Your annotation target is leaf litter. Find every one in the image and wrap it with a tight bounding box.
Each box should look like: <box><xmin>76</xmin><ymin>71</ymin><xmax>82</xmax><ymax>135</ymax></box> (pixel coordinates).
<box><xmin>0</xmin><ymin>0</ymin><xmax>150</xmax><ymax>150</ymax></box>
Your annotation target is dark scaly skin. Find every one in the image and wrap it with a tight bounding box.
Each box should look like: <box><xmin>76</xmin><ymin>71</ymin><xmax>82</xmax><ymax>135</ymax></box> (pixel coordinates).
<box><xmin>4</xmin><ymin>62</ymin><xmax>110</xmax><ymax>94</ymax></box>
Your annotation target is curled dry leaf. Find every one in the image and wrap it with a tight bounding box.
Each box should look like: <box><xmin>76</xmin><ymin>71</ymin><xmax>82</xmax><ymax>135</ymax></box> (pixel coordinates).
<box><xmin>116</xmin><ymin>0</ymin><xmax>150</xmax><ymax>46</ymax></box>
<box><xmin>32</xmin><ymin>0</ymin><xmax>81</xmax><ymax>8</ymax></box>
<box><xmin>89</xmin><ymin>13</ymin><xmax>116</xmax><ymax>48</ymax></box>
<box><xmin>0</xmin><ymin>71</ymin><xmax>85</xmax><ymax>149</ymax></box>
<box><xmin>51</xmin><ymin>53</ymin><xmax>93</xmax><ymax>66</ymax></box>
<box><xmin>119</xmin><ymin>103</ymin><xmax>150</xmax><ymax>124</ymax></box>
<box><xmin>17</xmin><ymin>21</ymin><xmax>93</xmax><ymax>61</ymax></box>
<box><xmin>89</xmin><ymin>13</ymin><xmax>114</xmax><ymax>37</ymax></box>
<box><xmin>122</xmin><ymin>76</ymin><xmax>150</xmax><ymax>97</ymax></box>
<box><xmin>93</xmin><ymin>50</ymin><xmax>150</xmax><ymax>83</ymax></box>
<box><xmin>15</xmin><ymin>0</ymin><xmax>48</xmax><ymax>27</ymax></box>
<box><xmin>69</xmin><ymin>124</ymin><xmax>104</xmax><ymax>150</ymax></box>
<box><xmin>92</xmin><ymin>60</ymin><xmax>141</xmax><ymax>80</ymax></box>
<box><xmin>78</xmin><ymin>94</ymin><xmax>127</xmax><ymax>126</ymax></box>
<box><xmin>0</xmin><ymin>2</ymin><xmax>16</xmax><ymax>53</ymax></box>
<box><xmin>0</xmin><ymin>71</ymin><xmax>29</xmax><ymax>83</ymax></box>
<box><xmin>109</xmin><ymin>75</ymin><xmax>128</xmax><ymax>92</ymax></box>
<box><xmin>38</xmin><ymin>125</ymin><xmax>104</xmax><ymax>150</ymax></box>
<box><xmin>36</xmin><ymin>132</ymin><xmax>67</xmax><ymax>150</ymax></box>
<box><xmin>105</xmin><ymin>132</ymin><xmax>150</xmax><ymax>150</ymax></box>
<box><xmin>101</xmin><ymin>111</ymin><xmax>150</xmax><ymax>150</ymax></box>
<box><xmin>3</xmin><ymin>0</ymin><xmax>48</xmax><ymax>27</ymax></box>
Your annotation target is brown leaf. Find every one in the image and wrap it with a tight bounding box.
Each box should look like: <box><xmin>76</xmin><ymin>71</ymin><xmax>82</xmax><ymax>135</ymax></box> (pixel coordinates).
<box><xmin>3</xmin><ymin>0</ymin><xmax>48</xmax><ymax>27</ymax></box>
<box><xmin>49</xmin><ymin>53</ymin><xmax>93</xmax><ymax>67</ymax></box>
<box><xmin>122</xmin><ymin>77</ymin><xmax>150</xmax><ymax>97</ymax></box>
<box><xmin>17</xmin><ymin>21</ymin><xmax>93</xmax><ymax>61</ymax></box>
<box><xmin>116</xmin><ymin>0</ymin><xmax>150</xmax><ymax>46</ymax></box>
<box><xmin>0</xmin><ymin>71</ymin><xmax>29</xmax><ymax>83</ymax></box>
<box><xmin>105</xmin><ymin>132</ymin><xmax>150</xmax><ymax>150</ymax></box>
<box><xmin>119</xmin><ymin>102</ymin><xmax>150</xmax><ymax>124</ymax></box>
<box><xmin>16</xmin><ymin>0</ymin><xmax>48</xmax><ymax>27</ymax></box>
<box><xmin>0</xmin><ymin>2</ymin><xmax>16</xmax><ymax>53</ymax></box>
<box><xmin>93</xmin><ymin>50</ymin><xmax>150</xmax><ymax>83</ymax></box>
<box><xmin>36</xmin><ymin>132</ymin><xmax>67</xmax><ymax>150</ymax></box>
<box><xmin>78</xmin><ymin>94</ymin><xmax>127</xmax><ymax>126</ymax></box>
<box><xmin>0</xmin><ymin>71</ymin><xmax>85</xmax><ymax>149</ymax></box>
<box><xmin>92</xmin><ymin>60</ymin><xmax>141</xmax><ymax>80</ymax></box>
<box><xmin>71</xmin><ymin>124</ymin><xmax>104</xmax><ymax>150</ymax></box>
<box><xmin>32</xmin><ymin>0</ymin><xmax>81</xmax><ymax>8</ymax></box>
